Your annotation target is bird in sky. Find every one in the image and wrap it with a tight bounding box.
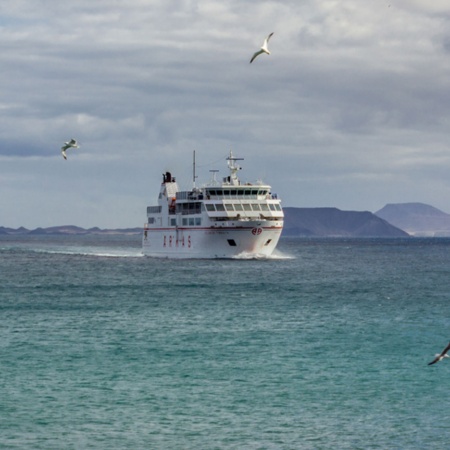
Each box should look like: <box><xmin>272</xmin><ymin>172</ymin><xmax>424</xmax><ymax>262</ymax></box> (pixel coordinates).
<box><xmin>428</xmin><ymin>342</ymin><xmax>450</xmax><ymax>365</ymax></box>
<box><xmin>250</xmin><ymin>32</ymin><xmax>274</xmax><ymax>64</ymax></box>
<box><xmin>61</xmin><ymin>139</ymin><xmax>79</xmax><ymax>160</ymax></box>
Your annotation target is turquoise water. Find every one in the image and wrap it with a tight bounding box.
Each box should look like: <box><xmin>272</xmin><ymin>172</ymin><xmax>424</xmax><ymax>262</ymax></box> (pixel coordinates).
<box><xmin>1</xmin><ymin>235</ymin><xmax>450</xmax><ymax>449</ymax></box>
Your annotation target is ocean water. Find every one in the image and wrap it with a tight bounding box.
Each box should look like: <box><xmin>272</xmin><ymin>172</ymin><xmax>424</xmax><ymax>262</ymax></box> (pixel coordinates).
<box><xmin>1</xmin><ymin>235</ymin><xmax>450</xmax><ymax>449</ymax></box>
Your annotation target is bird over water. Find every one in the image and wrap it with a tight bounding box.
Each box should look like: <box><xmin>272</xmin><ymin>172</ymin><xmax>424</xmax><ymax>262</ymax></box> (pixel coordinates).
<box><xmin>250</xmin><ymin>32</ymin><xmax>274</xmax><ymax>63</ymax></box>
<box><xmin>428</xmin><ymin>342</ymin><xmax>450</xmax><ymax>365</ymax></box>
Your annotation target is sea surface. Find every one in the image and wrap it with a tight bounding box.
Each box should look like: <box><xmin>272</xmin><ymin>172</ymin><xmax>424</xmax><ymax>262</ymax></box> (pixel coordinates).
<box><xmin>1</xmin><ymin>235</ymin><xmax>450</xmax><ymax>449</ymax></box>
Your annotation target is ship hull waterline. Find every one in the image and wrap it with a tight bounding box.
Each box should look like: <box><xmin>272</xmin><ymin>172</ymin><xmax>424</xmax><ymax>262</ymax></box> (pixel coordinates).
<box><xmin>142</xmin><ymin>224</ymin><xmax>282</xmax><ymax>259</ymax></box>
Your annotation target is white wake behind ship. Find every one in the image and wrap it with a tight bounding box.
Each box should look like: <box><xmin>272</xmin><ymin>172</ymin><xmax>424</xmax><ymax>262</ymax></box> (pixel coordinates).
<box><xmin>142</xmin><ymin>151</ymin><xmax>284</xmax><ymax>258</ymax></box>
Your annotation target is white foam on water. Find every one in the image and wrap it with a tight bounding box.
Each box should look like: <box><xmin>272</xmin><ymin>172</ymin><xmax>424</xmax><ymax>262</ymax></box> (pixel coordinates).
<box><xmin>31</xmin><ymin>247</ymin><xmax>143</xmax><ymax>258</ymax></box>
<box><xmin>269</xmin><ymin>248</ymin><xmax>295</xmax><ymax>260</ymax></box>
<box><xmin>232</xmin><ymin>249</ymin><xmax>295</xmax><ymax>260</ymax></box>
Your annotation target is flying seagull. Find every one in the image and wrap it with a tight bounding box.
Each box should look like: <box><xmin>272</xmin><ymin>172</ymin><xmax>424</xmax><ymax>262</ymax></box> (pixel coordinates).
<box><xmin>428</xmin><ymin>342</ymin><xmax>450</xmax><ymax>365</ymax></box>
<box><xmin>250</xmin><ymin>32</ymin><xmax>274</xmax><ymax>64</ymax></box>
<box><xmin>61</xmin><ymin>139</ymin><xmax>79</xmax><ymax>160</ymax></box>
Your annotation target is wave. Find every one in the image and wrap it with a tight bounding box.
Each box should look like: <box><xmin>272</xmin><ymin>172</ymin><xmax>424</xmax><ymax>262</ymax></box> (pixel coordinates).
<box><xmin>232</xmin><ymin>249</ymin><xmax>295</xmax><ymax>260</ymax></box>
<box><xmin>270</xmin><ymin>249</ymin><xmax>295</xmax><ymax>260</ymax></box>
<box><xmin>29</xmin><ymin>247</ymin><xmax>144</xmax><ymax>258</ymax></box>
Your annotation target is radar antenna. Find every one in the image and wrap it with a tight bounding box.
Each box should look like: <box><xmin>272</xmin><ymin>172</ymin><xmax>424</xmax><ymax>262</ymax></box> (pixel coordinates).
<box><xmin>226</xmin><ymin>150</ymin><xmax>244</xmax><ymax>186</ymax></box>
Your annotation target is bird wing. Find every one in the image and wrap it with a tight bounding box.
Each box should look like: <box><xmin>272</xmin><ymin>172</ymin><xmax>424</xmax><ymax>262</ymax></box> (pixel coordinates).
<box><xmin>61</xmin><ymin>149</ymin><xmax>67</xmax><ymax>160</ymax></box>
<box><xmin>439</xmin><ymin>342</ymin><xmax>450</xmax><ymax>357</ymax></box>
<box><xmin>262</xmin><ymin>32</ymin><xmax>274</xmax><ymax>50</ymax></box>
<box><xmin>250</xmin><ymin>49</ymin><xmax>264</xmax><ymax>63</ymax></box>
<box><xmin>428</xmin><ymin>355</ymin><xmax>440</xmax><ymax>365</ymax></box>
<box><xmin>69</xmin><ymin>139</ymin><xmax>76</xmax><ymax>145</ymax></box>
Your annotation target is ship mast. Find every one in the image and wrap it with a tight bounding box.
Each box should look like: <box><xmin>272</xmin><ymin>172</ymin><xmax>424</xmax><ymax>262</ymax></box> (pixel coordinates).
<box><xmin>192</xmin><ymin>150</ymin><xmax>198</xmax><ymax>189</ymax></box>
<box><xmin>226</xmin><ymin>150</ymin><xmax>244</xmax><ymax>186</ymax></box>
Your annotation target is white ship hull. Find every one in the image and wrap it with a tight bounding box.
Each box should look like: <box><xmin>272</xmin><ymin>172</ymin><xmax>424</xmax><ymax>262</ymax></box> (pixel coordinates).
<box><xmin>142</xmin><ymin>222</ymin><xmax>282</xmax><ymax>258</ymax></box>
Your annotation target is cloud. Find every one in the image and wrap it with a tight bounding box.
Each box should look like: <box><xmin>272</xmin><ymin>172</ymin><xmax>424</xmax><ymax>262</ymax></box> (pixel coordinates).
<box><xmin>1</xmin><ymin>0</ymin><xmax>450</xmax><ymax>227</ymax></box>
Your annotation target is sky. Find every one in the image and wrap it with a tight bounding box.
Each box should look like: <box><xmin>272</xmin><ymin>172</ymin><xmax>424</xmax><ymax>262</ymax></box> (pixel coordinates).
<box><xmin>1</xmin><ymin>0</ymin><xmax>450</xmax><ymax>229</ymax></box>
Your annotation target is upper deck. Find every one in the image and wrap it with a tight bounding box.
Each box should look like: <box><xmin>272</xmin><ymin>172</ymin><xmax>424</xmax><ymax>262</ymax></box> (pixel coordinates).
<box><xmin>176</xmin><ymin>186</ymin><xmax>277</xmax><ymax>201</ymax></box>
<box><xmin>146</xmin><ymin>151</ymin><xmax>283</xmax><ymax>223</ymax></box>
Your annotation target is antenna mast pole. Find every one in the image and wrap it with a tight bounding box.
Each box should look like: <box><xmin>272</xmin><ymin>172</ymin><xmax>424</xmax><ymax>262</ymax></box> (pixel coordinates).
<box><xmin>193</xmin><ymin>150</ymin><xmax>197</xmax><ymax>188</ymax></box>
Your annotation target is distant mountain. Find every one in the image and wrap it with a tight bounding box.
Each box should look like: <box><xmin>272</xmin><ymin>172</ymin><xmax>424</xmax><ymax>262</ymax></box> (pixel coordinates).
<box><xmin>375</xmin><ymin>203</ymin><xmax>450</xmax><ymax>236</ymax></box>
<box><xmin>0</xmin><ymin>226</ymin><xmax>142</xmax><ymax>236</ymax></box>
<box><xmin>28</xmin><ymin>225</ymin><xmax>88</xmax><ymax>235</ymax></box>
<box><xmin>0</xmin><ymin>226</ymin><xmax>30</xmax><ymax>235</ymax></box>
<box><xmin>283</xmin><ymin>207</ymin><xmax>408</xmax><ymax>237</ymax></box>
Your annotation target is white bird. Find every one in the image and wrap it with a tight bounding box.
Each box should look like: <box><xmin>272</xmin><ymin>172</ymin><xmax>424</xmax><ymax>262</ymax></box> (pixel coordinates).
<box><xmin>250</xmin><ymin>32</ymin><xmax>274</xmax><ymax>64</ymax></box>
<box><xmin>428</xmin><ymin>342</ymin><xmax>450</xmax><ymax>365</ymax></box>
<box><xmin>61</xmin><ymin>139</ymin><xmax>79</xmax><ymax>160</ymax></box>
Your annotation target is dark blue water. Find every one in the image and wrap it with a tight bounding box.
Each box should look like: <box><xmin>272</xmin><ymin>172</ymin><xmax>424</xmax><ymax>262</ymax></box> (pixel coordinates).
<box><xmin>1</xmin><ymin>235</ymin><xmax>450</xmax><ymax>449</ymax></box>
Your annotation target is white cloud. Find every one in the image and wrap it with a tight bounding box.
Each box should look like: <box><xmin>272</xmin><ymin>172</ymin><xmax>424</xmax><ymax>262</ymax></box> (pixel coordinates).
<box><xmin>1</xmin><ymin>0</ymin><xmax>450</xmax><ymax>228</ymax></box>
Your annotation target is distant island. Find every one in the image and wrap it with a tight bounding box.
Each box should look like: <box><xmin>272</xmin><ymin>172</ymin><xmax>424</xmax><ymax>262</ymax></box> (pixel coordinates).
<box><xmin>283</xmin><ymin>207</ymin><xmax>408</xmax><ymax>237</ymax></box>
<box><xmin>0</xmin><ymin>225</ymin><xmax>142</xmax><ymax>236</ymax></box>
<box><xmin>375</xmin><ymin>203</ymin><xmax>450</xmax><ymax>237</ymax></box>
<box><xmin>2</xmin><ymin>203</ymin><xmax>450</xmax><ymax>237</ymax></box>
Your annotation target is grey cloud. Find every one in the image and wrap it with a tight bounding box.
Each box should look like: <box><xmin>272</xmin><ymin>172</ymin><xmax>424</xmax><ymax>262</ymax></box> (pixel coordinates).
<box><xmin>1</xmin><ymin>0</ymin><xmax>450</xmax><ymax>228</ymax></box>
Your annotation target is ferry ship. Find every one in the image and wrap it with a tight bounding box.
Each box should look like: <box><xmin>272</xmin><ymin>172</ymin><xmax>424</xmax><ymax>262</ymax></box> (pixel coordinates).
<box><xmin>142</xmin><ymin>152</ymin><xmax>284</xmax><ymax>258</ymax></box>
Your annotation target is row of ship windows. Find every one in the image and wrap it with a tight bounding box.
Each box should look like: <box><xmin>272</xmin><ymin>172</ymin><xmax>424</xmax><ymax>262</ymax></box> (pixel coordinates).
<box><xmin>206</xmin><ymin>189</ymin><xmax>269</xmax><ymax>197</ymax></box>
<box><xmin>148</xmin><ymin>217</ymin><xmax>281</xmax><ymax>226</ymax></box>
<box><xmin>205</xmin><ymin>203</ymin><xmax>282</xmax><ymax>212</ymax></box>
<box><xmin>179</xmin><ymin>218</ymin><xmax>201</xmax><ymax>226</ymax></box>
<box><xmin>175</xmin><ymin>189</ymin><xmax>273</xmax><ymax>201</ymax></box>
<box><xmin>148</xmin><ymin>217</ymin><xmax>202</xmax><ymax>226</ymax></box>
